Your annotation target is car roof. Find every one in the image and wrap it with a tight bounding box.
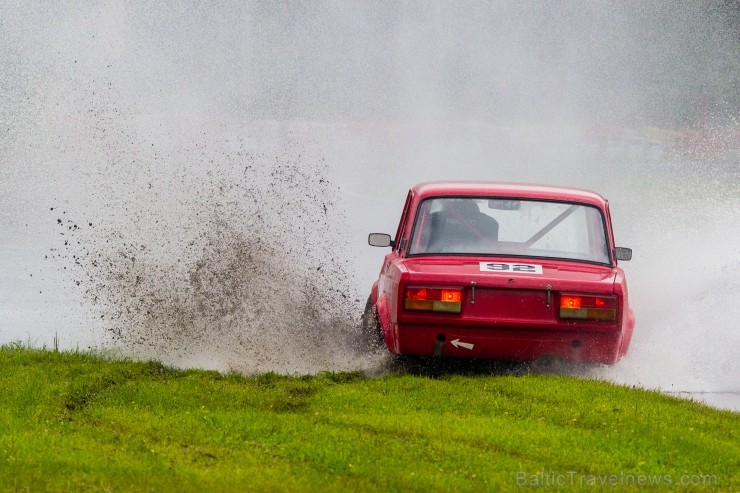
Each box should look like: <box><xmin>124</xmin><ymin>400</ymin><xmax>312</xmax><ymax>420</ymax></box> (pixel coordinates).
<box><xmin>411</xmin><ymin>181</ymin><xmax>608</xmax><ymax>207</ymax></box>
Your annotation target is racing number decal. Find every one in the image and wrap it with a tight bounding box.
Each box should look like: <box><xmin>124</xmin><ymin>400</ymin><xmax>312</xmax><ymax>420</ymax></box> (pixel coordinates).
<box><xmin>479</xmin><ymin>262</ymin><xmax>543</xmax><ymax>275</ymax></box>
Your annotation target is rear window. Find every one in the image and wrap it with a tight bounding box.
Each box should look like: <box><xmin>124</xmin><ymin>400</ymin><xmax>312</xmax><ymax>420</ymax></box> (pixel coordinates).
<box><xmin>408</xmin><ymin>197</ymin><xmax>610</xmax><ymax>264</ymax></box>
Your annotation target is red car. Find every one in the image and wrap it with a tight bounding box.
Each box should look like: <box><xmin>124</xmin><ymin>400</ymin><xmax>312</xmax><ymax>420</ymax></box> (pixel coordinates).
<box><xmin>364</xmin><ymin>181</ymin><xmax>634</xmax><ymax>365</ymax></box>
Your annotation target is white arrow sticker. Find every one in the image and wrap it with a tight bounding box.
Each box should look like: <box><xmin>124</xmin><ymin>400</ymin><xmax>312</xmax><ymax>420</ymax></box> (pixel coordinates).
<box><xmin>451</xmin><ymin>339</ymin><xmax>474</xmax><ymax>350</ymax></box>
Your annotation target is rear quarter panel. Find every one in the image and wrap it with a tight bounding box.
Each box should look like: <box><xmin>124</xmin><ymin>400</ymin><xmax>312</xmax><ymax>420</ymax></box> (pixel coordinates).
<box><xmin>613</xmin><ymin>267</ymin><xmax>634</xmax><ymax>357</ymax></box>
<box><xmin>376</xmin><ymin>254</ymin><xmax>408</xmax><ymax>351</ymax></box>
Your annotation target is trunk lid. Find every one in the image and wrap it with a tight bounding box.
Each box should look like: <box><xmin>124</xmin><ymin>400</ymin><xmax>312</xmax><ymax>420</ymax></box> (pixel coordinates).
<box><xmin>402</xmin><ymin>256</ymin><xmax>616</xmax><ymax>325</ymax></box>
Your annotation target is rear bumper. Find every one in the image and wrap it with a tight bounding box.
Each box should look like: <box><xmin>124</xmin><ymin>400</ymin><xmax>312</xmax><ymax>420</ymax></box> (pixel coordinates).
<box><xmin>390</xmin><ymin>323</ymin><xmax>624</xmax><ymax>364</ymax></box>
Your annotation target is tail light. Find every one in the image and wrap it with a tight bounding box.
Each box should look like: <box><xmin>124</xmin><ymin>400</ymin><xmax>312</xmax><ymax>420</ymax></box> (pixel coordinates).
<box><xmin>559</xmin><ymin>294</ymin><xmax>617</xmax><ymax>321</ymax></box>
<box><xmin>404</xmin><ymin>287</ymin><xmax>462</xmax><ymax>313</ymax></box>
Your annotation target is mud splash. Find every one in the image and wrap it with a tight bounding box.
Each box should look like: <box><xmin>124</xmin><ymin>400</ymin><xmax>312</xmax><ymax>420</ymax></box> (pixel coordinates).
<box><xmin>49</xmin><ymin>140</ymin><xmax>384</xmax><ymax>374</ymax></box>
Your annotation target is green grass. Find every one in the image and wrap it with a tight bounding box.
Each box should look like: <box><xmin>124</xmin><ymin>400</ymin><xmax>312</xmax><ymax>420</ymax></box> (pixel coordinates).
<box><xmin>0</xmin><ymin>346</ymin><xmax>736</xmax><ymax>492</ymax></box>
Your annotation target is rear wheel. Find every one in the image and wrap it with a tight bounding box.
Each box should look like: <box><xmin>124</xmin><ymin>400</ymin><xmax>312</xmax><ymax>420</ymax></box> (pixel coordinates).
<box><xmin>360</xmin><ymin>296</ymin><xmax>384</xmax><ymax>350</ymax></box>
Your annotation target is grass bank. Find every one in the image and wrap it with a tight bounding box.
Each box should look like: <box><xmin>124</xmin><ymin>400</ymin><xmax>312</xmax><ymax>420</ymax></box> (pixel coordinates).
<box><xmin>0</xmin><ymin>346</ymin><xmax>736</xmax><ymax>492</ymax></box>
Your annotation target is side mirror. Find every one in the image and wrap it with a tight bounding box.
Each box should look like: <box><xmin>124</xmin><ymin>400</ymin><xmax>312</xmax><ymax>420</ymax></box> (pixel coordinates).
<box><xmin>368</xmin><ymin>233</ymin><xmax>394</xmax><ymax>248</ymax></box>
<box><xmin>615</xmin><ymin>247</ymin><xmax>632</xmax><ymax>261</ymax></box>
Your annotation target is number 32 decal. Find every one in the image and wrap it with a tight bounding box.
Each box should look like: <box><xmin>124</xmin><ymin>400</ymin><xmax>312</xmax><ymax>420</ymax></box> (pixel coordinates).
<box><xmin>479</xmin><ymin>262</ymin><xmax>543</xmax><ymax>275</ymax></box>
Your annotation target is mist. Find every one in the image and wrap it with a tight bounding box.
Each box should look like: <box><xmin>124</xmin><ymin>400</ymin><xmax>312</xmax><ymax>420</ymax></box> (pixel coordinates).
<box><xmin>1</xmin><ymin>2</ymin><xmax>738</xmax><ymax>406</ymax></box>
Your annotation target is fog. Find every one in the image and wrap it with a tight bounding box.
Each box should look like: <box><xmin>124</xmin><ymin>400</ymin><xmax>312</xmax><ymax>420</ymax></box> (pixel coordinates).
<box><xmin>1</xmin><ymin>2</ymin><xmax>738</xmax><ymax>409</ymax></box>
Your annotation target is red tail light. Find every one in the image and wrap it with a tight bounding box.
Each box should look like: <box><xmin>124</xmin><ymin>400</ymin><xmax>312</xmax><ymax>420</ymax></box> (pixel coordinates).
<box><xmin>560</xmin><ymin>295</ymin><xmax>582</xmax><ymax>309</ymax></box>
<box><xmin>404</xmin><ymin>287</ymin><xmax>462</xmax><ymax>313</ymax></box>
<box><xmin>559</xmin><ymin>294</ymin><xmax>617</xmax><ymax>321</ymax></box>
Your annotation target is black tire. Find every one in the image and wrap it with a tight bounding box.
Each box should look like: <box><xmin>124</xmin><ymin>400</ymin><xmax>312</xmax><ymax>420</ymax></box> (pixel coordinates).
<box><xmin>360</xmin><ymin>295</ymin><xmax>384</xmax><ymax>350</ymax></box>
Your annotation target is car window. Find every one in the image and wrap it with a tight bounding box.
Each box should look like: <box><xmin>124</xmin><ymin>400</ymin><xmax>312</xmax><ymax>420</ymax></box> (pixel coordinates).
<box><xmin>393</xmin><ymin>191</ymin><xmax>414</xmax><ymax>253</ymax></box>
<box><xmin>408</xmin><ymin>197</ymin><xmax>610</xmax><ymax>264</ymax></box>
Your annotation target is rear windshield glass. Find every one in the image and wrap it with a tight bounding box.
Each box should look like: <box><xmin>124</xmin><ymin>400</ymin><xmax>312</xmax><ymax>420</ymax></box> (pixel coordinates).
<box><xmin>407</xmin><ymin>197</ymin><xmax>610</xmax><ymax>264</ymax></box>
